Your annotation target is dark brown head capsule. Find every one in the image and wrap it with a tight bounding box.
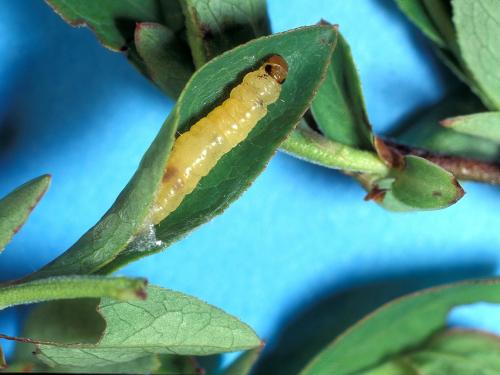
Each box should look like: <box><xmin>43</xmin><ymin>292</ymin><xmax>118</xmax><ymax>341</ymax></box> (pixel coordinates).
<box><xmin>264</xmin><ymin>55</ymin><xmax>288</xmax><ymax>84</ymax></box>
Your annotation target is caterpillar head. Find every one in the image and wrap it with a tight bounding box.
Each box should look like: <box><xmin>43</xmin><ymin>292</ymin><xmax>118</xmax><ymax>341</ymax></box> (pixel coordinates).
<box><xmin>264</xmin><ymin>55</ymin><xmax>288</xmax><ymax>84</ymax></box>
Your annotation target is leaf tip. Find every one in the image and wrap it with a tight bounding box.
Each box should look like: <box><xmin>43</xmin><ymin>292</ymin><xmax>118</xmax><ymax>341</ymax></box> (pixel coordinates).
<box><xmin>451</xmin><ymin>177</ymin><xmax>466</xmax><ymax>203</ymax></box>
<box><xmin>440</xmin><ymin>116</ymin><xmax>464</xmax><ymax>128</ymax></box>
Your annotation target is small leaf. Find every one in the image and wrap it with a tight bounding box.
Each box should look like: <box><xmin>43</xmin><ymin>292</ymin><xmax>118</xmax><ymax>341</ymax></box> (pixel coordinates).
<box><xmin>45</xmin><ymin>0</ymin><xmax>183</xmax><ymax>51</ymax></box>
<box><xmin>300</xmin><ymin>278</ymin><xmax>500</xmax><ymax>375</ymax></box>
<box><xmin>135</xmin><ymin>22</ymin><xmax>195</xmax><ymax>98</ymax></box>
<box><xmin>180</xmin><ymin>0</ymin><xmax>271</xmax><ymax>68</ymax></box>
<box><xmin>0</xmin><ymin>175</ymin><xmax>50</xmax><ymax>253</ymax></box>
<box><xmin>391</xmin><ymin>155</ymin><xmax>464</xmax><ymax>210</ymax></box>
<box><xmin>453</xmin><ymin>0</ymin><xmax>500</xmax><ymax>110</ymax></box>
<box><xmin>359</xmin><ymin>329</ymin><xmax>500</xmax><ymax>375</ymax></box>
<box><xmin>310</xmin><ymin>31</ymin><xmax>373</xmax><ymax>149</ymax></box>
<box><xmin>0</xmin><ymin>276</ymin><xmax>147</xmax><ymax>310</ymax></box>
<box><xmin>390</xmin><ymin>89</ymin><xmax>497</xmax><ymax>161</ymax></box>
<box><xmin>408</xmin><ymin>329</ymin><xmax>500</xmax><ymax>374</ymax></box>
<box><xmin>100</xmin><ymin>25</ymin><xmax>338</xmax><ymax>273</ymax></box>
<box><xmin>395</xmin><ymin>0</ymin><xmax>446</xmax><ymax>46</ymax></box>
<box><xmin>35</xmin><ymin>285</ymin><xmax>260</xmax><ymax>367</ymax></box>
<box><xmin>442</xmin><ymin>111</ymin><xmax>500</xmax><ymax>144</ymax></box>
<box><xmin>222</xmin><ymin>348</ymin><xmax>262</xmax><ymax>375</ymax></box>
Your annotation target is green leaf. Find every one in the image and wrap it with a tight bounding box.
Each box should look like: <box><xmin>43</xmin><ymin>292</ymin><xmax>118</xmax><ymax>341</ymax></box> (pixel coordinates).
<box><xmin>360</xmin><ymin>329</ymin><xmax>500</xmax><ymax>375</ymax></box>
<box><xmin>391</xmin><ymin>155</ymin><xmax>464</xmax><ymax>210</ymax></box>
<box><xmin>46</xmin><ymin>0</ymin><xmax>183</xmax><ymax>51</ymax></box>
<box><xmin>442</xmin><ymin>111</ymin><xmax>500</xmax><ymax>144</ymax></box>
<box><xmin>7</xmin><ymin>299</ymin><xmax>198</xmax><ymax>374</ymax></box>
<box><xmin>395</xmin><ymin>0</ymin><xmax>446</xmax><ymax>46</ymax></box>
<box><xmin>180</xmin><ymin>0</ymin><xmax>271</xmax><ymax>68</ymax></box>
<box><xmin>390</xmin><ymin>89</ymin><xmax>498</xmax><ymax>161</ymax></box>
<box><xmin>0</xmin><ymin>175</ymin><xmax>50</xmax><ymax>253</ymax></box>
<box><xmin>222</xmin><ymin>348</ymin><xmax>261</xmax><ymax>375</ymax></box>
<box><xmin>34</xmin><ymin>285</ymin><xmax>260</xmax><ymax>367</ymax></box>
<box><xmin>135</xmin><ymin>22</ymin><xmax>195</xmax><ymax>98</ymax></box>
<box><xmin>29</xmin><ymin>102</ymin><xmax>178</xmax><ymax>278</ymax></box>
<box><xmin>0</xmin><ymin>276</ymin><xmax>147</xmax><ymax>310</ymax></box>
<box><xmin>453</xmin><ymin>0</ymin><xmax>500</xmax><ymax>110</ymax></box>
<box><xmin>310</xmin><ymin>32</ymin><xmax>373</xmax><ymax>149</ymax></box>
<box><xmin>100</xmin><ymin>25</ymin><xmax>338</xmax><ymax>273</ymax></box>
<box><xmin>300</xmin><ymin>278</ymin><xmax>500</xmax><ymax>375</ymax></box>
<box><xmin>409</xmin><ymin>330</ymin><xmax>500</xmax><ymax>374</ymax></box>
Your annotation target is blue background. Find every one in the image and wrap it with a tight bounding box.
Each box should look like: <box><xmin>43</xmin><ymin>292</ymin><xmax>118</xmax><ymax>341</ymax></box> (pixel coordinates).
<box><xmin>1</xmin><ymin>0</ymin><xmax>500</xmax><ymax>367</ymax></box>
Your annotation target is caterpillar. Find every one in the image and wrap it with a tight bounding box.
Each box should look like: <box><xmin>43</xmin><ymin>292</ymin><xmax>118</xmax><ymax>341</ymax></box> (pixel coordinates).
<box><xmin>149</xmin><ymin>55</ymin><xmax>288</xmax><ymax>224</ymax></box>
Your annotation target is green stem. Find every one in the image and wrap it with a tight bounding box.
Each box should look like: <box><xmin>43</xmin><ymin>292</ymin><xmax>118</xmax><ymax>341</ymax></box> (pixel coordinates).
<box><xmin>0</xmin><ymin>276</ymin><xmax>147</xmax><ymax>310</ymax></box>
<box><xmin>281</xmin><ymin>124</ymin><xmax>389</xmax><ymax>176</ymax></box>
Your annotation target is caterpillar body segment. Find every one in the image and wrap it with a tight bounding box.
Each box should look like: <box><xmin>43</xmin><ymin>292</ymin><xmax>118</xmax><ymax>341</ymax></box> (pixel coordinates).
<box><xmin>150</xmin><ymin>55</ymin><xmax>288</xmax><ymax>224</ymax></box>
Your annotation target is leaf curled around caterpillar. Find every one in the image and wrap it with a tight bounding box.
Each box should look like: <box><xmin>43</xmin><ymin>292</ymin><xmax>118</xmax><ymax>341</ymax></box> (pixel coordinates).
<box><xmin>149</xmin><ymin>55</ymin><xmax>288</xmax><ymax>224</ymax></box>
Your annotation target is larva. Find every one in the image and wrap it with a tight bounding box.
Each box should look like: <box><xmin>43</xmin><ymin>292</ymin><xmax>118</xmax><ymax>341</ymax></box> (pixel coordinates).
<box><xmin>149</xmin><ymin>55</ymin><xmax>288</xmax><ymax>224</ymax></box>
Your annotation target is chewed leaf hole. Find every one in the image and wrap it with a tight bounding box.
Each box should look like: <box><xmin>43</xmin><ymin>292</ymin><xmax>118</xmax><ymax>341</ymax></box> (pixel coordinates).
<box><xmin>448</xmin><ymin>302</ymin><xmax>500</xmax><ymax>335</ymax></box>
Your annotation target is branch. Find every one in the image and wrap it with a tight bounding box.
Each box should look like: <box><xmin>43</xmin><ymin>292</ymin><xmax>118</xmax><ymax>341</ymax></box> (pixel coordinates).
<box><xmin>383</xmin><ymin>139</ymin><xmax>500</xmax><ymax>185</ymax></box>
<box><xmin>292</xmin><ymin>111</ymin><xmax>500</xmax><ymax>185</ymax></box>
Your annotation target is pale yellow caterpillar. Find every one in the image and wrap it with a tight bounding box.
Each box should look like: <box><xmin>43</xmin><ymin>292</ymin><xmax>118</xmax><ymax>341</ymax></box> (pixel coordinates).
<box><xmin>149</xmin><ymin>55</ymin><xmax>288</xmax><ymax>224</ymax></box>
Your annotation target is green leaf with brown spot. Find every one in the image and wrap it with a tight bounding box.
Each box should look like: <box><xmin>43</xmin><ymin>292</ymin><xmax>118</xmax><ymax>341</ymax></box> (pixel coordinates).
<box><xmin>310</xmin><ymin>32</ymin><xmax>373</xmax><ymax>149</ymax></box>
<box><xmin>0</xmin><ymin>175</ymin><xmax>50</xmax><ymax>253</ymax></box>
<box><xmin>443</xmin><ymin>111</ymin><xmax>500</xmax><ymax>144</ymax></box>
<box><xmin>300</xmin><ymin>278</ymin><xmax>500</xmax><ymax>375</ymax></box>
<box><xmin>453</xmin><ymin>0</ymin><xmax>500</xmax><ymax>110</ymax></box>
<box><xmin>180</xmin><ymin>0</ymin><xmax>271</xmax><ymax>68</ymax></box>
<box><xmin>391</xmin><ymin>155</ymin><xmax>464</xmax><ymax>210</ymax></box>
